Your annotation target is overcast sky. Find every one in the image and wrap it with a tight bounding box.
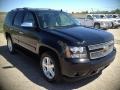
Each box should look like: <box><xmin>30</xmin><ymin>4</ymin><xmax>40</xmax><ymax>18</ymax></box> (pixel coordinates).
<box><xmin>0</xmin><ymin>0</ymin><xmax>120</xmax><ymax>12</ymax></box>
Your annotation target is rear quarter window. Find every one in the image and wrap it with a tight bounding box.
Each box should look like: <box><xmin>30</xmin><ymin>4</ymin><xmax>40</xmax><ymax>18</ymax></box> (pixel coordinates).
<box><xmin>4</xmin><ymin>11</ymin><xmax>16</xmax><ymax>26</ymax></box>
<box><xmin>13</xmin><ymin>11</ymin><xmax>25</xmax><ymax>26</ymax></box>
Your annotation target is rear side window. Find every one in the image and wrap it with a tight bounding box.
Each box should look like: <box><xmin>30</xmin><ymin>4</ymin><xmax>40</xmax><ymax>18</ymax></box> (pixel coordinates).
<box><xmin>4</xmin><ymin>11</ymin><xmax>16</xmax><ymax>26</ymax></box>
<box><xmin>14</xmin><ymin>11</ymin><xmax>24</xmax><ymax>26</ymax></box>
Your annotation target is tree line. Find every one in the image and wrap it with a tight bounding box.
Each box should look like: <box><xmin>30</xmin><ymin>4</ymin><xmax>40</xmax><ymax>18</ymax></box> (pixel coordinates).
<box><xmin>72</xmin><ymin>8</ymin><xmax>120</xmax><ymax>14</ymax></box>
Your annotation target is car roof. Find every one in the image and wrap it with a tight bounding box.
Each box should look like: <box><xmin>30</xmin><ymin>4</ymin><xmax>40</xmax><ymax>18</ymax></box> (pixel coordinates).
<box><xmin>11</xmin><ymin>8</ymin><xmax>62</xmax><ymax>13</ymax></box>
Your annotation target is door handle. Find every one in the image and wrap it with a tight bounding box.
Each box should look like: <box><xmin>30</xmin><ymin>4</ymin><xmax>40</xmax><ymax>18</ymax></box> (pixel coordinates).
<box><xmin>19</xmin><ymin>31</ymin><xmax>24</xmax><ymax>34</ymax></box>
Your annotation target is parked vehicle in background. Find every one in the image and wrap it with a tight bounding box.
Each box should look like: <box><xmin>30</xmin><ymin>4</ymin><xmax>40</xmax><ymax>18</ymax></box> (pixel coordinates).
<box><xmin>3</xmin><ymin>8</ymin><xmax>116</xmax><ymax>82</ymax></box>
<box><xmin>113</xmin><ymin>14</ymin><xmax>120</xmax><ymax>18</ymax></box>
<box><xmin>105</xmin><ymin>14</ymin><xmax>120</xmax><ymax>28</ymax></box>
<box><xmin>79</xmin><ymin>14</ymin><xmax>113</xmax><ymax>29</ymax></box>
<box><xmin>118</xmin><ymin>14</ymin><xmax>120</xmax><ymax>17</ymax></box>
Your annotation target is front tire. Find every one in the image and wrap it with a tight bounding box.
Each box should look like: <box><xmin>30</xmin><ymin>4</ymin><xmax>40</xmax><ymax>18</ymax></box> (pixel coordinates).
<box><xmin>94</xmin><ymin>24</ymin><xmax>100</xmax><ymax>29</ymax></box>
<box><xmin>40</xmin><ymin>51</ymin><xmax>61</xmax><ymax>82</ymax></box>
<box><xmin>7</xmin><ymin>37</ymin><xmax>15</xmax><ymax>54</ymax></box>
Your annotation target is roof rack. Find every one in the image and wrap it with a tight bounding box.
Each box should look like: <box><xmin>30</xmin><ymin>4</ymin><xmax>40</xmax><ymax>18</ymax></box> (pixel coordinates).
<box><xmin>11</xmin><ymin>7</ymin><xmax>58</xmax><ymax>12</ymax></box>
<box><xmin>11</xmin><ymin>8</ymin><xmax>26</xmax><ymax>11</ymax></box>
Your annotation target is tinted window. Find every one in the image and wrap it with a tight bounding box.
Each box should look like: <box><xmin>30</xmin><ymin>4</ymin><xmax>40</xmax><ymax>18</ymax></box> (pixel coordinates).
<box><xmin>100</xmin><ymin>15</ymin><xmax>105</xmax><ymax>18</ymax></box>
<box><xmin>37</xmin><ymin>12</ymin><xmax>78</xmax><ymax>29</ymax></box>
<box><xmin>106</xmin><ymin>15</ymin><xmax>113</xmax><ymax>18</ymax></box>
<box><xmin>92</xmin><ymin>15</ymin><xmax>100</xmax><ymax>19</ymax></box>
<box><xmin>23</xmin><ymin>12</ymin><xmax>35</xmax><ymax>26</ymax></box>
<box><xmin>14</xmin><ymin>11</ymin><xmax>24</xmax><ymax>26</ymax></box>
<box><xmin>4</xmin><ymin>11</ymin><xmax>16</xmax><ymax>25</ymax></box>
<box><xmin>113</xmin><ymin>15</ymin><xmax>117</xmax><ymax>18</ymax></box>
<box><xmin>87</xmin><ymin>15</ymin><xmax>93</xmax><ymax>19</ymax></box>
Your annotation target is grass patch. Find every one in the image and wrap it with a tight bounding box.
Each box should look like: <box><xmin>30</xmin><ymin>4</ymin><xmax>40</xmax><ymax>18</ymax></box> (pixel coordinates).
<box><xmin>0</xmin><ymin>13</ymin><xmax>6</xmax><ymax>33</ymax></box>
<box><xmin>0</xmin><ymin>22</ymin><xmax>3</xmax><ymax>33</ymax></box>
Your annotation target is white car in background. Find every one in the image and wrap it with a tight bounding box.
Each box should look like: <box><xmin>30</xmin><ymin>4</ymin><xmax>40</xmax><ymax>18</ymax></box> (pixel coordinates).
<box><xmin>79</xmin><ymin>14</ymin><xmax>113</xmax><ymax>29</ymax></box>
<box><xmin>105</xmin><ymin>14</ymin><xmax>120</xmax><ymax>28</ymax></box>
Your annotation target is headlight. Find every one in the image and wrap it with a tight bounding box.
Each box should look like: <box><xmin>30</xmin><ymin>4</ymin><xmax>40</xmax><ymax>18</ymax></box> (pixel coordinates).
<box><xmin>65</xmin><ymin>46</ymin><xmax>88</xmax><ymax>60</ymax></box>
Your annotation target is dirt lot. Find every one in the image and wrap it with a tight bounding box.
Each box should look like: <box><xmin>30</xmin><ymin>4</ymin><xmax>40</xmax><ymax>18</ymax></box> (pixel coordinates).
<box><xmin>0</xmin><ymin>29</ymin><xmax>120</xmax><ymax>90</ymax></box>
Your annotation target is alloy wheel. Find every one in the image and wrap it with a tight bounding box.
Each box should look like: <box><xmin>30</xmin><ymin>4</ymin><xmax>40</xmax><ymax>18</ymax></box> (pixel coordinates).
<box><xmin>42</xmin><ymin>57</ymin><xmax>55</xmax><ymax>79</ymax></box>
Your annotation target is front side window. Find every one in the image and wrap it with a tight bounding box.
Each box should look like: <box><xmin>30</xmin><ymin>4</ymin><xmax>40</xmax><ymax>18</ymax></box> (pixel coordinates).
<box><xmin>100</xmin><ymin>15</ymin><xmax>105</xmax><ymax>18</ymax></box>
<box><xmin>87</xmin><ymin>15</ymin><xmax>93</xmax><ymax>20</ymax></box>
<box><xmin>106</xmin><ymin>15</ymin><xmax>113</xmax><ymax>18</ymax></box>
<box><xmin>37</xmin><ymin>12</ymin><xmax>79</xmax><ymax>29</ymax></box>
<box><xmin>113</xmin><ymin>15</ymin><xmax>117</xmax><ymax>18</ymax></box>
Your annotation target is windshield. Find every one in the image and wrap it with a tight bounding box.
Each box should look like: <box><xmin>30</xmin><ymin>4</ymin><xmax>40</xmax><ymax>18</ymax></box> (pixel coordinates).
<box><xmin>112</xmin><ymin>15</ymin><xmax>119</xmax><ymax>18</ymax></box>
<box><xmin>37</xmin><ymin>11</ymin><xmax>79</xmax><ymax>29</ymax></box>
<box><xmin>92</xmin><ymin>15</ymin><xmax>106</xmax><ymax>19</ymax></box>
<box><xmin>106</xmin><ymin>15</ymin><xmax>120</xmax><ymax>18</ymax></box>
<box><xmin>106</xmin><ymin>15</ymin><xmax>113</xmax><ymax>18</ymax></box>
<box><xmin>92</xmin><ymin>15</ymin><xmax>101</xmax><ymax>19</ymax></box>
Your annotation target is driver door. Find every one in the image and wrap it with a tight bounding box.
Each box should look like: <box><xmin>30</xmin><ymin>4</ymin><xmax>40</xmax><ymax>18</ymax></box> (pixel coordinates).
<box><xmin>85</xmin><ymin>15</ymin><xmax>94</xmax><ymax>27</ymax></box>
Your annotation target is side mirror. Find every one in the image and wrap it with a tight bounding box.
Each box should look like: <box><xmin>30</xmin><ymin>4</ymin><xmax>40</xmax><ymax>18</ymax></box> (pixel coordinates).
<box><xmin>21</xmin><ymin>22</ymin><xmax>33</xmax><ymax>27</ymax></box>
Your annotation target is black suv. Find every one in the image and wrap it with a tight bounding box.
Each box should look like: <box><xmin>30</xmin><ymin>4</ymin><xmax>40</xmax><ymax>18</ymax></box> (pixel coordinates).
<box><xmin>3</xmin><ymin>8</ymin><xmax>116</xmax><ymax>82</ymax></box>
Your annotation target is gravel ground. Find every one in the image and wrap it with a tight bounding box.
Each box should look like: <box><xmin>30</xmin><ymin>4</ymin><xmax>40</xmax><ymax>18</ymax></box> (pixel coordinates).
<box><xmin>0</xmin><ymin>29</ymin><xmax>120</xmax><ymax>90</ymax></box>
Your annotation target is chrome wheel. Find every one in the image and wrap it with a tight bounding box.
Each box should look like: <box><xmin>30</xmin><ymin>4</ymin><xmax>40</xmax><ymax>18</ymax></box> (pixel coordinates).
<box><xmin>7</xmin><ymin>38</ymin><xmax>13</xmax><ymax>52</ymax></box>
<box><xmin>94</xmin><ymin>24</ymin><xmax>100</xmax><ymax>29</ymax></box>
<box><xmin>42</xmin><ymin>57</ymin><xmax>55</xmax><ymax>79</ymax></box>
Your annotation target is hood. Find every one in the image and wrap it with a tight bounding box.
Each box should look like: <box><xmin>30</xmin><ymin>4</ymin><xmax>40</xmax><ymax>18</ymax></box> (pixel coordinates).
<box><xmin>94</xmin><ymin>18</ymin><xmax>113</xmax><ymax>22</ymax></box>
<box><xmin>107</xmin><ymin>18</ymin><xmax>120</xmax><ymax>21</ymax></box>
<box><xmin>48</xmin><ymin>26</ymin><xmax>114</xmax><ymax>46</ymax></box>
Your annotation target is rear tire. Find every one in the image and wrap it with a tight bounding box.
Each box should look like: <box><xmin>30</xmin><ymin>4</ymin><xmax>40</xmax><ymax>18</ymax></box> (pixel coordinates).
<box><xmin>7</xmin><ymin>37</ymin><xmax>15</xmax><ymax>54</ymax></box>
<box><xmin>111</xmin><ymin>22</ymin><xmax>114</xmax><ymax>29</ymax></box>
<box><xmin>40</xmin><ymin>51</ymin><xmax>61</xmax><ymax>82</ymax></box>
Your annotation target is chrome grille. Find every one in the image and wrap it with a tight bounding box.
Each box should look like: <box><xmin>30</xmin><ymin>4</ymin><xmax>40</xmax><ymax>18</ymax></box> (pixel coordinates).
<box><xmin>88</xmin><ymin>41</ymin><xmax>114</xmax><ymax>59</ymax></box>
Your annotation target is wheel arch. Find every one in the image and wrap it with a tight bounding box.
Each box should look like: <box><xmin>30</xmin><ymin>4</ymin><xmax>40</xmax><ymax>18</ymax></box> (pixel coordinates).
<box><xmin>38</xmin><ymin>45</ymin><xmax>62</xmax><ymax>73</ymax></box>
<box><xmin>5</xmin><ymin>32</ymin><xmax>11</xmax><ymax>39</ymax></box>
<box><xmin>38</xmin><ymin>45</ymin><xmax>61</xmax><ymax>63</ymax></box>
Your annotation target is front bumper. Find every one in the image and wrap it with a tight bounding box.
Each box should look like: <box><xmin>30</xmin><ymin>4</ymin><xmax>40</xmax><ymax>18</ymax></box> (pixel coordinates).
<box><xmin>100</xmin><ymin>23</ymin><xmax>113</xmax><ymax>29</ymax></box>
<box><xmin>60</xmin><ymin>48</ymin><xmax>116</xmax><ymax>78</ymax></box>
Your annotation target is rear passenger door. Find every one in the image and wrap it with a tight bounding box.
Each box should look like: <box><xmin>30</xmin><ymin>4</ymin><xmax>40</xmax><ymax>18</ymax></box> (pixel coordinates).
<box><xmin>13</xmin><ymin>11</ymin><xmax>25</xmax><ymax>44</ymax></box>
<box><xmin>18</xmin><ymin>11</ymin><xmax>39</xmax><ymax>53</ymax></box>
